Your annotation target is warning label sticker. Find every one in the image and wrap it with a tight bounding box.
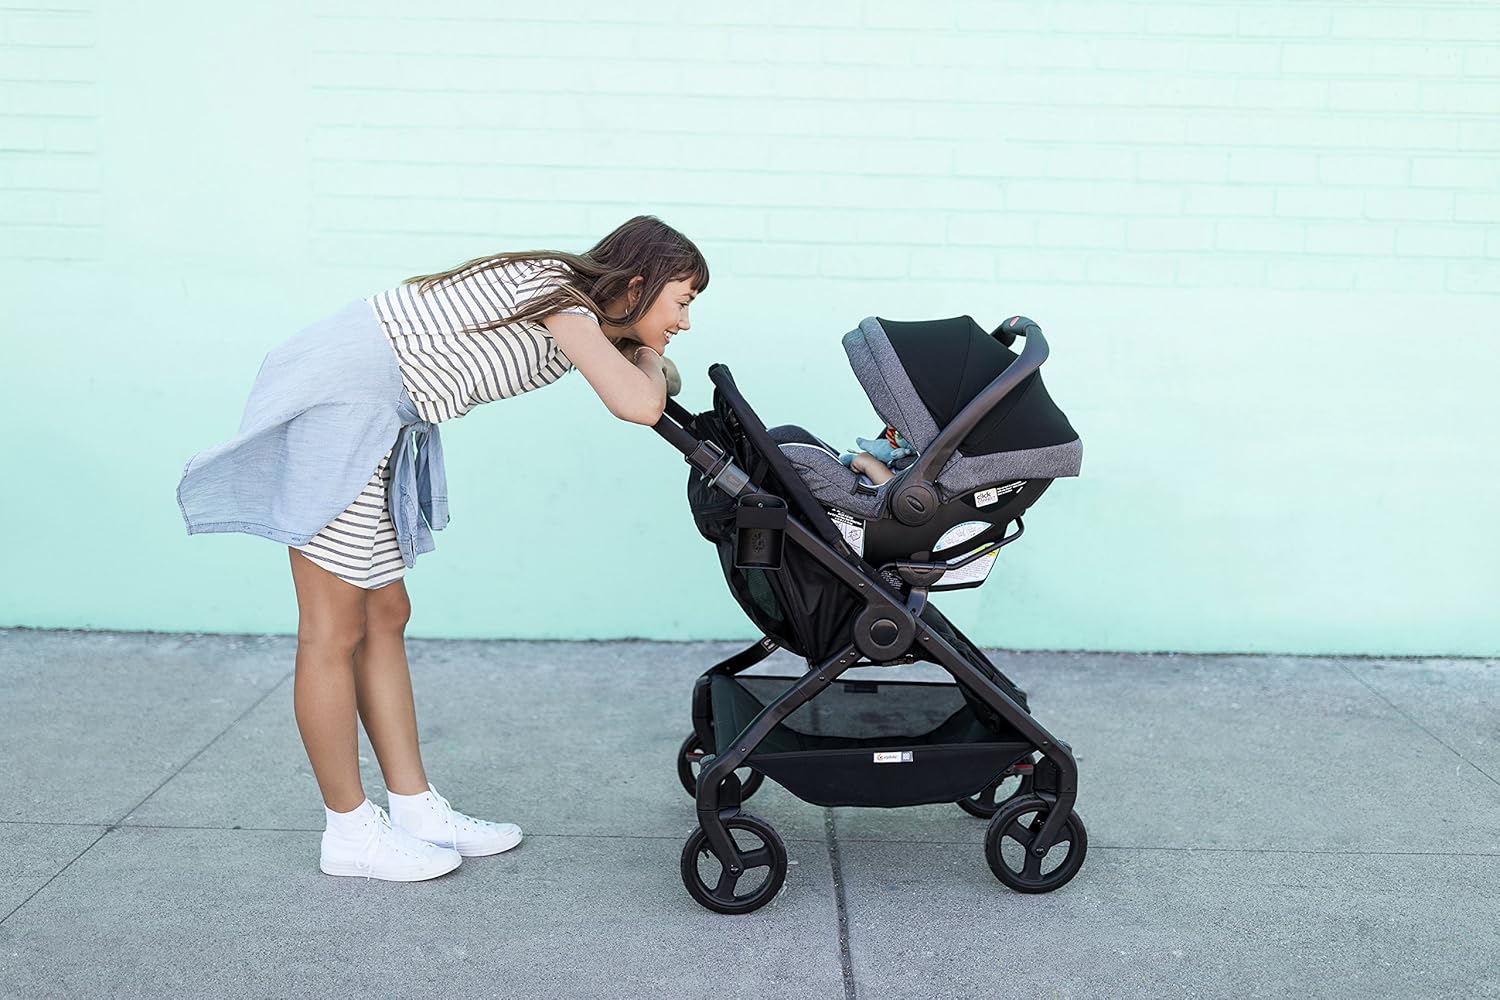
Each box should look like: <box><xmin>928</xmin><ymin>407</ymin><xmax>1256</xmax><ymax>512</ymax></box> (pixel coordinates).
<box><xmin>826</xmin><ymin>507</ymin><xmax>865</xmax><ymax>556</ymax></box>
<box><xmin>933</xmin><ymin>521</ymin><xmax>999</xmax><ymax>587</ymax></box>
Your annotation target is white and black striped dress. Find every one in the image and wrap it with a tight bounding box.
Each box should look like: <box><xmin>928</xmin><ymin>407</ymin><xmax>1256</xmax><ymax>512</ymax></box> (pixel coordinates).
<box><xmin>294</xmin><ymin>259</ymin><xmax>592</xmax><ymax>589</ymax></box>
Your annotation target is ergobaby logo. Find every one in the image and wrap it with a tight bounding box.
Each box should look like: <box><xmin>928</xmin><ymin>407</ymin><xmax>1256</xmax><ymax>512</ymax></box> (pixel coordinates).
<box><xmin>873</xmin><ymin>751</ymin><xmax>914</xmax><ymax>764</ymax></box>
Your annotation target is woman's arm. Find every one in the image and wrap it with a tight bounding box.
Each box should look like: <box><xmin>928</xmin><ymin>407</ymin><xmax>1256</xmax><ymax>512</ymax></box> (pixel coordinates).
<box><xmin>541</xmin><ymin>312</ymin><xmax>668</xmax><ymax>425</ymax></box>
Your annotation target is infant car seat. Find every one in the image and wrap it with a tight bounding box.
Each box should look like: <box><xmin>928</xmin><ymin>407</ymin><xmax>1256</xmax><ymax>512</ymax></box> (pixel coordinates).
<box><xmin>770</xmin><ymin>315</ymin><xmax>1082</xmax><ymax>585</ymax></box>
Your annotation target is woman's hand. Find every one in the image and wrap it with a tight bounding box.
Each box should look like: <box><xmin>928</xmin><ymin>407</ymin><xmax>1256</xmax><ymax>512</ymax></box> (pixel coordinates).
<box><xmin>615</xmin><ymin>338</ymin><xmax>682</xmax><ymax>397</ymax></box>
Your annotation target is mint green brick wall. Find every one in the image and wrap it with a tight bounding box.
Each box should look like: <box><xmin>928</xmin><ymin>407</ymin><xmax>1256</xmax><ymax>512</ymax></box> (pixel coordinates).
<box><xmin>3</xmin><ymin>2</ymin><xmax>1497</xmax><ymax>654</ymax></box>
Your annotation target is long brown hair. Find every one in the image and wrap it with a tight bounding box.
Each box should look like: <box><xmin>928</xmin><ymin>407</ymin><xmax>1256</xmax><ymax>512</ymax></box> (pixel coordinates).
<box><xmin>403</xmin><ymin>215</ymin><xmax>709</xmax><ymax>334</ymax></box>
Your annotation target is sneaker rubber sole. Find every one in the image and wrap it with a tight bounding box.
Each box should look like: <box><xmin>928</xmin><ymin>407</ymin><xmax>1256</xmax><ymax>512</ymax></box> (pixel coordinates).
<box><xmin>453</xmin><ymin>828</ymin><xmax>523</xmax><ymax>858</ymax></box>
<box><xmin>319</xmin><ymin>851</ymin><xmax>462</xmax><ymax>881</ymax></box>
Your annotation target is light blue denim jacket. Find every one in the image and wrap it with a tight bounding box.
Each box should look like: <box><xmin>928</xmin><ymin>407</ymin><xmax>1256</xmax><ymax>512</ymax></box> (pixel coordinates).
<box><xmin>391</xmin><ymin>394</ymin><xmax>448</xmax><ymax>567</ymax></box>
<box><xmin>177</xmin><ymin>299</ymin><xmax>449</xmax><ymax>569</ymax></box>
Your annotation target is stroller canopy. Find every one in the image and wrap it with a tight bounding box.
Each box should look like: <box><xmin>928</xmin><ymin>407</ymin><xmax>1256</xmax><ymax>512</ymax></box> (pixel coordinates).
<box><xmin>842</xmin><ymin>316</ymin><xmax>1081</xmax><ymax>466</ymax></box>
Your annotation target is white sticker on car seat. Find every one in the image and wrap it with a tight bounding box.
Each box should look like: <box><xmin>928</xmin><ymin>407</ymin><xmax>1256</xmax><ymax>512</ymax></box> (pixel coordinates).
<box><xmin>977</xmin><ymin>483</ymin><xmax>1026</xmax><ymax>506</ymax></box>
<box><xmin>873</xmin><ymin>751</ymin><xmax>913</xmax><ymax>764</ymax></box>
<box><xmin>825</xmin><ymin>507</ymin><xmax>865</xmax><ymax>556</ymax></box>
<box><xmin>933</xmin><ymin>521</ymin><xmax>1000</xmax><ymax>587</ymax></box>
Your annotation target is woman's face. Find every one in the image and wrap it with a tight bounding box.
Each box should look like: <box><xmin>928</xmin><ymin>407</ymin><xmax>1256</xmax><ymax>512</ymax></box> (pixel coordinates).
<box><xmin>630</xmin><ymin>277</ymin><xmax>697</xmax><ymax>355</ymax></box>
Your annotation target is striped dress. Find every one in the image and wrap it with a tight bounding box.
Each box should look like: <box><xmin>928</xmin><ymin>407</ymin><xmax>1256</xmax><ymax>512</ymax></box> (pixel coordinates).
<box><xmin>293</xmin><ymin>259</ymin><xmax>594</xmax><ymax>589</ymax></box>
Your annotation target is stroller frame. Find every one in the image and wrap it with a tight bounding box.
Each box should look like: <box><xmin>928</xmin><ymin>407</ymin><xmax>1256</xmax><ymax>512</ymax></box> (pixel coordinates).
<box><xmin>654</xmin><ymin>319</ymin><xmax>1082</xmax><ymax>912</ymax></box>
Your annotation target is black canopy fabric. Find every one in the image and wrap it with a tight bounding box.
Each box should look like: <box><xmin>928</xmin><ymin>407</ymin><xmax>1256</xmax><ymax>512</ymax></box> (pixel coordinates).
<box><xmin>870</xmin><ymin>316</ymin><xmax>1080</xmax><ymax>459</ymax></box>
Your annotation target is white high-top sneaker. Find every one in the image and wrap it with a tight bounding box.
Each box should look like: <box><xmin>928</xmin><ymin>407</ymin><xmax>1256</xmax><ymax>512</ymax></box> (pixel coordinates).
<box><xmin>388</xmin><ymin>783</ymin><xmax>524</xmax><ymax>858</ymax></box>
<box><xmin>320</xmin><ymin>801</ymin><xmax>462</xmax><ymax>881</ymax></box>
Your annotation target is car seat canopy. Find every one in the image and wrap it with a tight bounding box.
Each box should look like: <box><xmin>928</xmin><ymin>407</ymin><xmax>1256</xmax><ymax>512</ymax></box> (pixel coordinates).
<box><xmin>840</xmin><ymin>315</ymin><xmax>1082</xmax><ymax>479</ymax></box>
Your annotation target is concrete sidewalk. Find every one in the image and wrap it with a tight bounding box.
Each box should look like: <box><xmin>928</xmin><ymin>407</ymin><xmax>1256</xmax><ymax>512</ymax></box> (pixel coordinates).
<box><xmin>1</xmin><ymin>628</ymin><xmax>1497</xmax><ymax>999</ymax></box>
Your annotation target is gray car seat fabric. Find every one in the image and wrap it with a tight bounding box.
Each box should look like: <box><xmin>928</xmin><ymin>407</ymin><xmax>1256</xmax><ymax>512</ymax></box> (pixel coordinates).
<box><xmin>932</xmin><ymin>439</ymin><xmax>1082</xmax><ymax>498</ymax></box>
<box><xmin>842</xmin><ymin>318</ymin><xmax>943</xmax><ymax>453</ymax></box>
<box><xmin>768</xmin><ymin>425</ymin><xmax>894</xmax><ymax>520</ymax></box>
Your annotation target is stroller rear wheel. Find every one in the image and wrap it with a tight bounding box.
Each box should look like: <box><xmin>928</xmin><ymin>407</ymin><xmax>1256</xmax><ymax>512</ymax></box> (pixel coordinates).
<box><xmin>680</xmin><ymin>813</ymin><xmax>788</xmax><ymax>914</ymax></box>
<box><xmin>984</xmin><ymin>795</ymin><xmax>1087</xmax><ymax>893</ymax></box>
<box><xmin>957</xmin><ymin>757</ymin><xmax>1036</xmax><ymax>818</ymax></box>
<box><xmin>676</xmin><ymin>731</ymin><xmax>765</xmax><ymax>800</ymax></box>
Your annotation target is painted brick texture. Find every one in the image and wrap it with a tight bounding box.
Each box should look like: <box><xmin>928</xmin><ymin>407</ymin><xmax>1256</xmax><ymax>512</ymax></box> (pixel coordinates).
<box><xmin>4</xmin><ymin>1</ymin><xmax>1497</xmax><ymax>651</ymax></box>
<box><xmin>10</xmin><ymin>2</ymin><xmax>1492</xmax><ymax>289</ymax></box>
<box><xmin>281</xmin><ymin>1</ymin><xmax>1499</xmax><ymax>295</ymax></box>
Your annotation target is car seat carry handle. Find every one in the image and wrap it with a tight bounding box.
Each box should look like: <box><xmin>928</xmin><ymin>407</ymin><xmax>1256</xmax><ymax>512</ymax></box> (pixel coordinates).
<box><xmin>890</xmin><ymin>320</ymin><xmax>1050</xmax><ymax>527</ymax></box>
<box><xmin>990</xmin><ymin>313</ymin><xmax>1039</xmax><ymax>347</ymax></box>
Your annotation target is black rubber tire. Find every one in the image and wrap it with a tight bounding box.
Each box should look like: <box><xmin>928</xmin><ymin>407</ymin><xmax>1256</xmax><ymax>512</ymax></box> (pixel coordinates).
<box><xmin>680</xmin><ymin>813</ymin><xmax>788</xmax><ymax>914</ymax></box>
<box><xmin>983</xmin><ymin>795</ymin><xmax>1088</xmax><ymax>893</ymax></box>
<box><xmin>957</xmin><ymin>765</ymin><xmax>1035</xmax><ymax>819</ymax></box>
<box><xmin>676</xmin><ymin>731</ymin><xmax>764</xmax><ymax>801</ymax></box>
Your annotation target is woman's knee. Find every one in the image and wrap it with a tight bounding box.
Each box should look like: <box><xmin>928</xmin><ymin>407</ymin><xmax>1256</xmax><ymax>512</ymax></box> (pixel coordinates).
<box><xmin>365</xmin><ymin>581</ymin><xmax>412</xmax><ymax>634</ymax></box>
<box><xmin>289</xmin><ymin>549</ymin><xmax>370</xmax><ymax>654</ymax></box>
<box><xmin>296</xmin><ymin>610</ymin><xmax>367</xmax><ymax>658</ymax></box>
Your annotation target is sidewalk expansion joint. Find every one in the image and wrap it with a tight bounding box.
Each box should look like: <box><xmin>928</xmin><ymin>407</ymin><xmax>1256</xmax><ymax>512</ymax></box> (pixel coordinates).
<box><xmin>1341</xmin><ymin>662</ymin><xmax>1499</xmax><ymax>789</ymax></box>
<box><xmin>0</xmin><ymin>828</ymin><xmax>108</xmax><ymax>927</ymax></box>
<box><xmin>824</xmin><ymin>808</ymin><xmax>858</xmax><ymax>1000</ymax></box>
<box><xmin>9</xmin><ymin>821</ymin><xmax>830</xmax><ymax>844</ymax></box>
<box><xmin>830</xmin><ymin>838</ymin><xmax>1500</xmax><ymax>857</ymax></box>
<box><xmin>0</xmin><ymin>671</ymin><xmax>296</xmax><ymax>927</ymax></box>
<box><xmin>110</xmin><ymin>668</ymin><xmax>296</xmax><ymax>828</ymax></box>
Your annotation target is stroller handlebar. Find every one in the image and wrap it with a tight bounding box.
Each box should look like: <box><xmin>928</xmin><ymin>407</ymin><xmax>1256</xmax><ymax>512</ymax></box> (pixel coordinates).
<box><xmin>653</xmin><ymin>398</ymin><xmax>739</xmax><ymax>483</ymax></box>
<box><xmin>653</xmin><ymin>379</ymin><xmax>764</xmax><ymax>500</ymax></box>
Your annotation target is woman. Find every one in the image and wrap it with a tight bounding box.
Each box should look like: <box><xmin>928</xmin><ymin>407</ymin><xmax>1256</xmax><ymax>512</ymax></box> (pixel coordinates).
<box><xmin>177</xmin><ymin>215</ymin><xmax>706</xmax><ymax>881</ymax></box>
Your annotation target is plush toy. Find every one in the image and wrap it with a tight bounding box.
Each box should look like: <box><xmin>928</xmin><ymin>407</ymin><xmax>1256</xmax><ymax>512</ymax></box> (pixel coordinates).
<box><xmin>838</xmin><ymin>426</ymin><xmax>914</xmax><ymax>486</ymax></box>
<box><xmin>614</xmin><ymin>338</ymin><xmax>682</xmax><ymax>397</ymax></box>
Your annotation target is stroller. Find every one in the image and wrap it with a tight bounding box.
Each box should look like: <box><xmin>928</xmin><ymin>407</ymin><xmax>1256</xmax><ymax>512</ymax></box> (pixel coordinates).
<box><xmin>653</xmin><ymin>314</ymin><xmax>1084</xmax><ymax>914</ymax></box>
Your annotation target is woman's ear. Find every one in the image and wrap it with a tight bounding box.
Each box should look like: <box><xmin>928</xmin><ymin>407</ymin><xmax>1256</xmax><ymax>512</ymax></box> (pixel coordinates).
<box><xmin>626</xmin><ymin>275</ymin><xmax>644</xmax><ymax>310</ymax></box>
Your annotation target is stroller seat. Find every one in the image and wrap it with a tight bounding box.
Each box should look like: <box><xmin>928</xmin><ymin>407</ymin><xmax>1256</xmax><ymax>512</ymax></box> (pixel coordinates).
<box><xmin>769</xmin><ymin>315</ymin><xmax>1082</xmax><ymax>580</ymax></box>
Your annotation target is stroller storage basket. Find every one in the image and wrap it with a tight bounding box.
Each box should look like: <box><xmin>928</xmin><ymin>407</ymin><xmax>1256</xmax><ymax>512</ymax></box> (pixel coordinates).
<box><xmin>710</xmin><ymin>672</ymin><xmax>1032</xmax><ymax>809</ymax></box>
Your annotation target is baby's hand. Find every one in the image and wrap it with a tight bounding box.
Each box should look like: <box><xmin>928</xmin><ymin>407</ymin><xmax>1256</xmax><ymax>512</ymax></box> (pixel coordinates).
<box><xmin>849</xmin><ymin>451</ymin><xmax>895</xmax><ymax>485</ymax></box>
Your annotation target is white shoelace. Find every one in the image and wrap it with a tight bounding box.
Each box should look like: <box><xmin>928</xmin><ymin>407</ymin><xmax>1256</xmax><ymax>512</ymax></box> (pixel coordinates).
<box><xmin>356</xmin><ymin>802</ymin><xmax>422</xmax><ymax>881</ymax></box>
<box><xmin>425</xmin><ymin>783</ymin><xmax>462</xmax><ymax>852</ymax></box>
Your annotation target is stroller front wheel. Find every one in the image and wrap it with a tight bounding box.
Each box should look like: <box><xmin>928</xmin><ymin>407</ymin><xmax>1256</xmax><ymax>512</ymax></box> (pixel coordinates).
<box><xmin>984</xmin><ymin>795</ymin><xmax>1088</xmax><ymax>893</ymax></box>
<box><xmin>680</xmin><ymin>813</ymin><xmax>788</xmax><ymax>914</ymax></box>
<box><xmin>676</xmin><ymin>731</ymin><xmax>765</xmax><ymax>800</ymax></box>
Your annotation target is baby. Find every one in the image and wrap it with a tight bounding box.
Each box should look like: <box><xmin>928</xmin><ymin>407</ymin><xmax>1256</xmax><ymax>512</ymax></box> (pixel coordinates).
<box><xmin>839</xmin><ymin>426</ymin><xmax>914</xmax><ymax>486</ymax></box>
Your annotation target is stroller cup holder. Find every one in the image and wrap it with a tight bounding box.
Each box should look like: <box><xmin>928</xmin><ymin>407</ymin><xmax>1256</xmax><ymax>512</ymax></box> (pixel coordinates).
<box><xmin>733</xmin><ymin>494</ymin><xmax>787</xmax><ymax>570</ymax></box>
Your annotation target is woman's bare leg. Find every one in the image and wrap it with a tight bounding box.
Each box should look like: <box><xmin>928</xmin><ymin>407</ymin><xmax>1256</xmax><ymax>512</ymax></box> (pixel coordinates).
<box><xmin>288</xmin><ymin>549</ymin><xmax>368</xmax><ymax>812</ymax></box>
<box><xmin>352</xmin><ymin>579</ymin><xmax>429</xmax><ymax>796</ymax></box>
